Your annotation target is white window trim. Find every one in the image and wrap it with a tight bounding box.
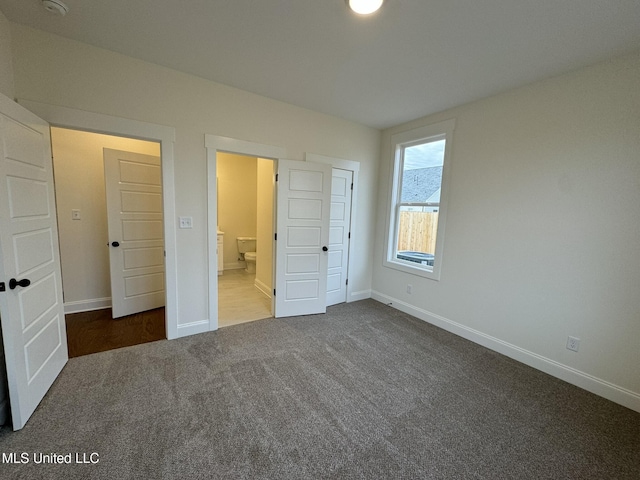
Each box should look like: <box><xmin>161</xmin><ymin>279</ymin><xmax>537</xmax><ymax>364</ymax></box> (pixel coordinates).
<box><xmin>383</xmin><ymin>119</ymin><xmax>455</xmax><ymax>281</ymax></box>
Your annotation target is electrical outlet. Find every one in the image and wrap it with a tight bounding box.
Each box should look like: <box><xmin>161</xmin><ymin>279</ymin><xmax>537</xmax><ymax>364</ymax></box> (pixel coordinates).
<box><xmin>566</xmin><ymin>336</ymin><xmax>580</xmax><ymax>352</ymax></box>
<box><xmin>406</xmin><ymin>284</ymin><xmax>413</xmax><ymax>294</ymax></box>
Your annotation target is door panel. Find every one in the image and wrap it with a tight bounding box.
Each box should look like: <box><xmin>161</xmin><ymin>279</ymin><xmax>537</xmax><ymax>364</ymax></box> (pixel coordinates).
<box><xmin>0</xmin><ymin>95</ymin><xmax>68</xmax><ymax>430</ymax></box>
<box><xmin>275</xmin><ymin>159</ymin><xmax>331</xmax><ymax>317</ymax></box>
<box><xmin>122</xmin><ymin>219</ymin><xmax>164</xmax><ymax>240</ymax></box>
<box><xmin>326</xmin><ymin>168</ymin><xmax>353</xmax><ymax>306</ymax></box>
<box><xmin>124</xmin><ymin>272</ymin><xmax>165</xmax><ymax>296</ymax></box>
<box><xmin>14</xmin><ymin>229</ymin><xmax>55</xmax><ymax>273</ymax></box>
<box><xmin>20</xmin><ymin>274</ymin><xmax>58</xmax><ymax>329</ymax></box>
<box><xmin>7</xmin><ymin>177</ymin><xmax>50</xmax><ymax>216</ymax></box>
<box><xmin>287</xmin><ymin>226</ymin><xmax>322</xmax><ymax>246</ymax></box>
<box><xmin>123</xmin><ymin>247</ymin><xmax>164</xmax><ymax>269</ymax></box>
<box><xmin>104</xmin><ymin>149</ymin><xmax>165</xmax><ymax>318</ymax></box>
<box><xmin>286</xmin><ymin>254</ymin><xmax>319</xmax><ymax>274</ymax></box>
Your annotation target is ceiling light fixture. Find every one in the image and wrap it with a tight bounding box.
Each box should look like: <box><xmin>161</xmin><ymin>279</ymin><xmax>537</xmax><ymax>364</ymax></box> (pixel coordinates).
<box><xmin>41</xmin><ymin>0</ymin><xmax>69</xmax><ymax>16</ymax></box>
<box><xmin>347</xmin><ymin>0</ymin><xmax>384</xmax><ymax>15</ymax></box>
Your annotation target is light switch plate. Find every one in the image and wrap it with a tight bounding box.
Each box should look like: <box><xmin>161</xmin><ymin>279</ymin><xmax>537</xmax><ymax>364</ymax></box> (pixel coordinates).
<box><xmin>179</xmin><ymin>216</ymin><xmax>193</xmax><ymax>229</ymax></box>
<box><xmin>72</xmin><ymin>209</ymin><xmax>81</xmax><ymax>220</ymax></box>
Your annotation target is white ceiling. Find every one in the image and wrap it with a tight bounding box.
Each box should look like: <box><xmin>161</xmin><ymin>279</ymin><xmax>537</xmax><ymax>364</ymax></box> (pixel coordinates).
<box><xmin>2</xmin><ymin>0</ymin><xmax>640</xmax><ymax>129</ymax></box>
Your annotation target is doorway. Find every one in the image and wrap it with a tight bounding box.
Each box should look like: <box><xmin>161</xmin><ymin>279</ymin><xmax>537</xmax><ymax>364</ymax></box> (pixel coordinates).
<box><xmin>216</xmin><ymin>153</ymin><xmax>274</xmax><ymax>327</ymax></box>
<box><xmin>205</xmin><ymin>136</ymin><xmax>286</xmax><ymax>331</ymax></box>
<box><xmin>205</xmin><ymin>136</ymin><xmax>360</xmax><ymax>329</ymax></box>
<box><xmin>50</xmin><ymin>127</ymin><xmax>166</xmax><ymax>355</ymax></box>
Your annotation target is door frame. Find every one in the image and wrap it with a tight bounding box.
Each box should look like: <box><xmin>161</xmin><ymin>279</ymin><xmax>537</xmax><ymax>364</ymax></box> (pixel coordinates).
<box><xmin>19</xmin><ymin>100</ymin><xmax>179</xmax><ymax>339</ymax></box>
<box><xmin>305</xmin><ymin>153</ymin><xmax>360</xmax><ymax>304</ymax></box>
<box><xmin>205</xmin><ymin>135</ymin><xmax>287</xmax><ymax>331</ymax></box>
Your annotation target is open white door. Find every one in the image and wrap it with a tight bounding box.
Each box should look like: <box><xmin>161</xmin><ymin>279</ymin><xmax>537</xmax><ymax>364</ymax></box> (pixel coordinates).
<box><xmin>326</xmin><ymin>168</ymin><xmax>353</xmax><ymax>306</ymax></box>
<box><xmin>275</xmin><ymin>159</ymin><xmax>332</xmax><ymax>317</ymax></box>
<box><xmin>104</xmin><ymin>148</ymin><xmax>165</xmax><ymax>318</ymax></box>
<box><xmin>0</xmin><ymin>95</ymin><xmax>68</xmax><ymax>430</ymax></box>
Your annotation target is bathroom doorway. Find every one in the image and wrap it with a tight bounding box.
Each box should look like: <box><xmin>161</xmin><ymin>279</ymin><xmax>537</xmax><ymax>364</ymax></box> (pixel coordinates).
<box><xmin>216</xmin><ymin>152</ymin><xmax>274</xmax><ymax>327</ymax></box>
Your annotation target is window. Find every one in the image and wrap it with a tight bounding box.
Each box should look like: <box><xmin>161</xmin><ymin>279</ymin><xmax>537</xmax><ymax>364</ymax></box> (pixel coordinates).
<box><xmin>385</xmin><ymin>119</ymin><xmax>455</xmax><ymax>280</ymax></box>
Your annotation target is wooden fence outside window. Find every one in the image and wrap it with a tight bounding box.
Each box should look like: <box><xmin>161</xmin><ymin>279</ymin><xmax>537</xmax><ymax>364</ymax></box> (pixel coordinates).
<box><xmin>397</xmin><ymin>211</ymin><xmax>439</xmax><ymax>254</ymax></box>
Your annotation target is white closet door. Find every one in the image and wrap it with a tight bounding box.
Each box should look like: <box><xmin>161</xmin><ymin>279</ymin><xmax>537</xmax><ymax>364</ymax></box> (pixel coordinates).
<box><xmin>326</xmin><ymin>168</ymin><xmax>353</xmax><ymax>306</ymax></box>
<box><xmin>275</xmin><ymin>159</ymin><xmax>331</xmax><ymax>317</ymax></box>
<box><xmin>104</xmin><ymin>148</ymin><xmax>165</xmax><ymax>318</ymax></box>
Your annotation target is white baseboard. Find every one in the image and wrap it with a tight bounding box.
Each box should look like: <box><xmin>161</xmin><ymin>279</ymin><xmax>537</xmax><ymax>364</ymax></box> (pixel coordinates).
<box><xmin>254</xmin><ymin>278</ymin><xmax>272</xmax><ymax>299</ymax></box>
<box><xmin>371</xmin><ymin>290</ymin><xmax>640</xmax><ymax>413</ymax></box>
<box><xmin>64</xmin><ymin>298</ymin><xmax>112</xmax><ymax>314</ymax></box>
<box><xmin>223</xmin><ymin>262</ymin><xmax>245</xmax><ymax>271</ymax></box>
<box><xmin>349</xmin><ymin>289</ymin><xmax>372</xmax><ymax>302</ymax></box>
<box><xmin>176</xmin><ymin>319</ymin><xmax>214</xmax><ymax>338</ymax></box>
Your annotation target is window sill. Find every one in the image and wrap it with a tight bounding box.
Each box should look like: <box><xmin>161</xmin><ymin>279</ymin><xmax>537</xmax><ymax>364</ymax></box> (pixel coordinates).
<box><xmin>383</xmin><ymin>258</ymin><xmax>441</xmax><ymax>281</ymax></box>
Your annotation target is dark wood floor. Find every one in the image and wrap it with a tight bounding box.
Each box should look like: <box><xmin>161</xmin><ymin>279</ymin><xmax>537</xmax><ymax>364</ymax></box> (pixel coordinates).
<box><xmin>65</xmin><ymin>307</ymin><xmax>166</xmax><ymax>358</ymax></box>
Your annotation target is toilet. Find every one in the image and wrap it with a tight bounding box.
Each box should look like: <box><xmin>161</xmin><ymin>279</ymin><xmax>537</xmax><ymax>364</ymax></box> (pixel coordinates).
<box><xmin>236</xmin><ymin>237</ymin><xmax>257</xmax><ymax>273</ymax></box>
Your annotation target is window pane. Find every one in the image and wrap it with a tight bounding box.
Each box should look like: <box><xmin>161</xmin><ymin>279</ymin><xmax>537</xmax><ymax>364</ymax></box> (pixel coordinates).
<box><xmin>400</xmin><ymin>139</ymin><xmax>445</xmax><ymax>203</ymax></box>
<box><xmin>396</xmin><ymin>205</ymin><xmax>439</xmax><ymax>264</ymax></box>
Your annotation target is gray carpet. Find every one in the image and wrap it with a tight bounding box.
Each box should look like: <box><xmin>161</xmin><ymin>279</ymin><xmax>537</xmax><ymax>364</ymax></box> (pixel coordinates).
<box><xmin>1</xmin><ymin>299</ymin><xmax>638</xmax><ymax>479</ymax></box>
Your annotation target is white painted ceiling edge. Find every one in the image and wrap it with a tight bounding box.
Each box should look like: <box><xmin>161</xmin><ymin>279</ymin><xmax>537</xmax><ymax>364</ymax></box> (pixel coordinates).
<box><xmin>1</xmin><ymin>0</ymin><xmax>639</xmax><ymax>129</ymax></box>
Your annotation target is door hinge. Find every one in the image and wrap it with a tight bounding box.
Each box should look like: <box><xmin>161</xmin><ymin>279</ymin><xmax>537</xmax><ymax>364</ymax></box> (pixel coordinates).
<box><xmin>273</xmin><ymin>289</ymin><xmax>276</xmax><ymax>296</ymax></box>
<box><xmin>351</xmin><ymin>182</ymin><xmax>354</xmax><ymax>190</ymax></box>
<box><xmin>274</xmin><ymin>233</ymin><xmax>277</xmax><ymax>241</ymax></box>
<box><xmin>0</xmin><ymin>282</ymin><xmax>5</xmax><ymax>292</ymax></box>
<box><xmin>346</xmin><ymin>279</ymin><xmax>348</xmax><ymax>286</ymax></box>
<box><xmin>275</xmin><ymin>173</ymin><xmax>279</xmax><ymax>182</ymax></box>
<box><xmin>348</xmin><ymin>232</ymin><xmax>351</xmax><ymax>239</ymax></box>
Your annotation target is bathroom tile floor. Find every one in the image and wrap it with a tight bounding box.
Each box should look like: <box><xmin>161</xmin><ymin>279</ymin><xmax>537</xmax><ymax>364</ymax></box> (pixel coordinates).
<box><xmin>218</xmin><ymin>269</ymin><xmax>272</xmax><ymax>327</ymax></box>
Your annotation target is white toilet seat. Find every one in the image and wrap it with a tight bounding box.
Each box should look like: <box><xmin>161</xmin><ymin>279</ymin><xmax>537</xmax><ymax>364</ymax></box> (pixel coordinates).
<box><xmin>245</xmin><ymin>252</ymin><xmax>256</xmax><ymax>262</ymax></box>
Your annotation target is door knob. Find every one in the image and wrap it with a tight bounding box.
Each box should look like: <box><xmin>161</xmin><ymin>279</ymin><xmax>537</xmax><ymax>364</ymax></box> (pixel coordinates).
<box><xmin>322</xmin><ymin>246</ymin><xmax>328</xmax><ymax>252</ymax></box>
<box><xmin>111</xmin><ymin>241</ymin><xmax>120</xmax><ymax>247</ymax></box>
<box><xmin>9</xmin><ymin>278</ymin><xmax>31</xmax><ymax>290</ymax></box>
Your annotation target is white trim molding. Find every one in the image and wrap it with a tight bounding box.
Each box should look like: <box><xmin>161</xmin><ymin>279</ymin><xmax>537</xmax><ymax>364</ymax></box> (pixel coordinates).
<box><xmin>349</xmin><ymin>289</ymin><xmax>372</xmax><ymax>302</ymax></box>
<box><xmin>254</xmin><ymin>278</ymin><xmax>271</xmax><ymax>299</ymax></box>
<box><xmin>371</xmin><ymin>290</ymin><xmax>640</xmax><ymax>413</ymax></box>
<box><xmin>176</xmin><ymin>320</ymin><xmax>211</xmax><ymax>339</ymax></box>
<box><xmin>63</xmin><ymin>298</ymin><xmax>112</xmax><ymax>314</ymax></box>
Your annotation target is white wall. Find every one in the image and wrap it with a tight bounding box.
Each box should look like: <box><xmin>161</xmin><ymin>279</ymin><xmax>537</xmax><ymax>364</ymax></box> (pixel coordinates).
<box><xmin>10</xmin><ymin>24</ymin><xmax>381</xmax><ymax>330</ymax></box>
<box><xmin>373</xmin><ymin>51</ymin><xmax>640</xmax><ymax>411</ymax></box>
<box><xmin>217</xmin><ymin>152</ymin><xmax>258</xmax><ymax>269</ymax></box>
<box><xmin>0</xmin><ymin>10</ymin><xmax>14</xmax><ymax>99</ymax></box>
<box><xmin>256</xmin><ymin>158</ymin><xmax>275</xmax><ymax>296</ymax></box>
<box><xmin>50</xmin><ymin>127</ymin><xmax>160</xmax><ymax>312</ymax></box>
